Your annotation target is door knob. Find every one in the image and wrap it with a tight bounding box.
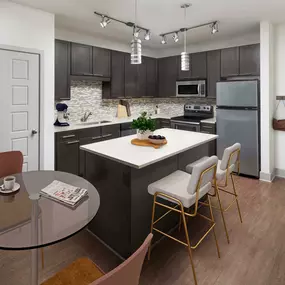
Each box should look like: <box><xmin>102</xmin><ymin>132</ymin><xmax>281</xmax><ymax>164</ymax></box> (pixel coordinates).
<box><xmin>31</xmin><ymin>129</ymin><xmax>38</xmax><ymax>135</ymax></box>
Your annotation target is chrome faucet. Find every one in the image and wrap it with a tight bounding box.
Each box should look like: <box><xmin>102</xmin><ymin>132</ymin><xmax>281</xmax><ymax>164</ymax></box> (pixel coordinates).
<box><xmin>81</xmin><ymin>111</ymin><xmax>92</xmax><ymax>122</ymax></box>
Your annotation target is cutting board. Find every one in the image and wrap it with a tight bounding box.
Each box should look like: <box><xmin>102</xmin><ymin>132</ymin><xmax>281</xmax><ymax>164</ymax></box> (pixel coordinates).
<box><xmin>131</xmin><ymin>139</ymin><xmax>167</xmax><ymax>149</ymax></box>
<box><xmin>117</xmin><ymin>104</ymin><xmax>128</xmax><ymax>118</ymax></box>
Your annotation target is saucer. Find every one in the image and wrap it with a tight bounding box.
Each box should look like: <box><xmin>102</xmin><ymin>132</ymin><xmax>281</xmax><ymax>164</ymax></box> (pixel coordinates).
<box><xmin>0</xmin><ymin>183</ymin><xmax>20</xmax><ymax>194</ymax></box>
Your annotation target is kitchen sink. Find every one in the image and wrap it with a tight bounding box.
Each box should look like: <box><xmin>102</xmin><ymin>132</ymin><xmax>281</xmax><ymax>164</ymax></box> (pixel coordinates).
<box><xmin>76</xmin><ymin>120</ymin><xmax>112</xmax><ymax>126</ymax></box>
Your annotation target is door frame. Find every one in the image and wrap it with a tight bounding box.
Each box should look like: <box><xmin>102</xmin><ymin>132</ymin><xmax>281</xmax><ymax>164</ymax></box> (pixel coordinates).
<box><xmin>0</xmin><ymin>44</ymin><xmax>44</xmax><ymax>170</ymax></box>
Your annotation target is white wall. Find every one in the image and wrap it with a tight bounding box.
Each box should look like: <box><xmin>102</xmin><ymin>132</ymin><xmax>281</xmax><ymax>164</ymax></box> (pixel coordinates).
<box><xmin>156</xmin><ymin>31</ymin><xmax>260</xmax><ymax>58</ymax></box>
<box><xmin>259</xmin><ymin>22</ymin><xmax>275</xmax><ymax>181</ymax></box>
<box><xmin>55</xmin><ymin>28</ymin><xmax>158</xmax><ymax>58</ymax></box>
<box><xmin>0</xmin><ymin>1</ymin><xmax>55</xmax><ymax>170</ymax></box>
<box><xmin>274</xmin><ymin>23</ymin><xmax>285</xmax><ymax>176</ymax></box>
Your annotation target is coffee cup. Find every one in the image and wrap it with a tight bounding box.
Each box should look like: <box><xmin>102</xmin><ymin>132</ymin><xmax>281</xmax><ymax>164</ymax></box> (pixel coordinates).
<box><xmin>3</xmin><ymin>176</ymin><xmax>16</xmax><ymax>190</ymax></box>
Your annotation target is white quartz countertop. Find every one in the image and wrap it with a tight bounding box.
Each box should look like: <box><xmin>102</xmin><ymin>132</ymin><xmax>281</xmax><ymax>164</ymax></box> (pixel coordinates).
<box><xmin>54</xmin><ymin>114</ymin><xmax>181</xmax><ymax>133</ymax></box>
<box><xmin>80</xmin><ymin>128</ymin><xmax>218</xmax><ymax>169</ymax></box>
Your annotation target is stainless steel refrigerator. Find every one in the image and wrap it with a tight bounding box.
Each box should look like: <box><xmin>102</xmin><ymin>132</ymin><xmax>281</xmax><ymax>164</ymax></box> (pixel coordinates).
<box><xmin>216</xmin><ymin>80</ymin><xmax>260</xmax><ymax>177</ymax></box>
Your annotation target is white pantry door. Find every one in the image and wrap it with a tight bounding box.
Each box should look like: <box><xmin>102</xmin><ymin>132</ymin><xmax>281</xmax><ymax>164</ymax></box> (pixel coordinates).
<box><xmin>0</xmin><ymin>49</ymin><xmax>40</xmax><ymax>171</ymax></box>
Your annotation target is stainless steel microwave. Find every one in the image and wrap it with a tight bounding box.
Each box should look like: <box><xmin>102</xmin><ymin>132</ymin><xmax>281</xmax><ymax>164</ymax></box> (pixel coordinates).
<box><xmin>176</xmin><ymin>80</ymin><xmax>206</xmax><ymax>97</ymax></box>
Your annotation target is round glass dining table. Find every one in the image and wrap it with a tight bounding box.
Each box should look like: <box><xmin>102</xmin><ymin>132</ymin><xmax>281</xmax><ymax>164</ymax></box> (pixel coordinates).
<box><xmin>0</xmin><ymin>171</ymin><xmax>100</xmax><ymax>285</ymax></box>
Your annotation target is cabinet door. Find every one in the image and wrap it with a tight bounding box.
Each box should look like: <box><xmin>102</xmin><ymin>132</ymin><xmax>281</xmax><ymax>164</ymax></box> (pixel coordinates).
<box><xmin>93</xmin><ymin>47</ymin><xmax>111</xmax><ymax>77</ymax></box>
<box><xmin>124</xmin><ymin>54</ymin><xmax>138</xmax><ymax>98</ymax></box>
<box><xmin>56</xmin><ymin>140</ymin><xmax>80</xmax><ymax>175</ymax></box>
<box><xmin>111</xmin><ymin>51</ymin><xmax>125</xmax><ymax>98</ymax></box>
<box><xmin>221</xmin><ymin>47</ymin><xmax>239</xmax><ymax>77</ymax></box>
<box><xmin>102</xmin><ymin>124</ymin><xmax>120</xmax><ymax>140</ymax></box>
<box><xmin>145</xmin><ymin>57</ymin><xmax>157</xmax><ymax>97</ymax></box>
<box><xmin>158</xmin><ymin>56</ymin><xmax>177</xmax><ymax>97</ymax></box>
<box><xmin>55</xmin><ymin>40</ymin><xmax>70</xmax><ymax>101</ymax></box>
<box><xmin>239</xmin><ymin>44</ymin><xmax>260</xmax><ymax>76</ymax></box>
<box><xmin>201</xmin><ymin>123</ymin><xmax>216</xmax><ymax>155</ymax></box>
<box><xmin>191</xmin><ymin>52</ymin><xmax>207</xmax><ymax>79</ymax></box>
<box><xmin>207</xmin><ymin>50</ymin><xmax>221</xmax><ymax>98</ymax></box>
<box><xmin>177</xmin><ymin>54</ymin><xmax>191</xmax><ymax>79</ymax></box>
<box><xmin>71</xmin><ymin>43</ymin><xmax>93</xmax><ymax>75</ymax></box>
<box><xmin>137</xmin><ymin>57</ymin><xmax>147</xmax><ymax>97</ymax></box>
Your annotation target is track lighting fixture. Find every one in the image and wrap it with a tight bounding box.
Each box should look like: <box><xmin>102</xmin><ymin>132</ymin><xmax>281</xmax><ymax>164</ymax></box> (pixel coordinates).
<box><xmin>211</xmin><ymin>22</ymin><xmax>219</xmax><ymax>34</ymax></box>
<box><xmin>144</xmin><ymin>30</ymin><xmax>151</xmax><ymax>41</ymax></box>
<box><xmin>161</xmin><ymin>35</ymin><xmax>167</xmax><ymax>44</ymax></box>
<box><xmin>133</xmin><ymin>28</ymin><xmax>141</xmax><ymax>38</ymax></box>
<box><xmin>172</xmin><ymin>32</ymin><xmax>179</xmax><ymax>43</ymax></box>
<box><xmin>100</xmin><ymin>15</ymin><xmax>111</xmax><ymax>28</ymax></box>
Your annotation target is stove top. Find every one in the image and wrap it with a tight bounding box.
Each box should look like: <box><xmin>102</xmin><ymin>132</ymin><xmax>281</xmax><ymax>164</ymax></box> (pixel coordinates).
<box><xmin>171</xmin><ymin>116</ymin><xmax>209</xmax><ymax>123</ymax></box>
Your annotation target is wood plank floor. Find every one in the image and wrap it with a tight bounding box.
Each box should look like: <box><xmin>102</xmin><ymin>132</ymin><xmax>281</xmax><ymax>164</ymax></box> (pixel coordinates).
<box><xmin>1</xmin><ymin>176</ymin><xmax>285</xmax><ymax>285</ymax></box>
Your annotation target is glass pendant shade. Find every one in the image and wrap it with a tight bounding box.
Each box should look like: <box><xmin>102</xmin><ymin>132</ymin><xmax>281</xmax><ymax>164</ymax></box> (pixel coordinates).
<box><xmin>181</xmin><ymin>51</ymin><xmax>189</xmax><ymax>71</ymax></box>
<box><xmin>131</xmin><ymin>38</ymin><xmax>142</xmax><ymax>64</ymax></box>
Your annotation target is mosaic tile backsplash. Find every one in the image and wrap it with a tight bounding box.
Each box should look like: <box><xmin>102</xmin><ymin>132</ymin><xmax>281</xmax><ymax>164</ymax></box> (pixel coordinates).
<box><xmin>55</xmin><ymin>80</ymin><xmax>216</xmax><ymax>122</ymax></box>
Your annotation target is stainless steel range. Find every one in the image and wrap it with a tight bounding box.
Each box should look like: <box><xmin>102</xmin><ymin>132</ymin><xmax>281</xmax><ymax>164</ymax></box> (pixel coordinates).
<box><xmin>171</xmin><ymin>104</ymin><xmax>214</xmax><ymax>132</ymax></box>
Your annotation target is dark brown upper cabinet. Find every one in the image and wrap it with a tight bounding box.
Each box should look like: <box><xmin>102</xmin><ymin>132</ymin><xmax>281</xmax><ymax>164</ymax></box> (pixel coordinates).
<box><xmin>158</xmin><ymin>56</ymin><xmax>177</xmax><ymax>98</ymax></box>
<box><xmin>93</xmin><ymin>47</ymin><xmax>111</xmax><ymax>77</ymax></box>
<box><xmin>239</xmin><ymin>44</ymin><xmax>260</xmax><ymax>76</ymax></box>
<box><xmin>145</xmin><ymin>57</ymin><xmax>157</xmax><ymax>97</ymax></box>
<box><xmin>190</xmin><ymin>52</ymin><xmax>207</xmax><ymax>79</ymax></box>
<box><xmin>55</xmin><ymin>40</ymin><xmax>70</xmax><ymax>101</ymax></box>
<box><xmin>207</xmin><ymin>50</ymin><xmax>221</xmax><ymax>98</ymax></box>
<box><xmin>125</xmin><ymin>54</ymin><xmax>138</xmax><ymax>98</ymax></box>
<box><xmin>110</xmin><ymin>50</ymin><xmax>125</xmax><ymax>99</ymax></box>
<box><xmin>221</xmin><ymin>47</ymin><xmax>239</xmax><ymax>77</ymax></box>
<box><xmin>71</xmin><ymin>43</ymin><xmax>93</xmax><ymax>76</ymax></box>
<box><xmin>137</xmin><ymin>58</ymin><xmax>147</xmax><ymax>98</ymax></box>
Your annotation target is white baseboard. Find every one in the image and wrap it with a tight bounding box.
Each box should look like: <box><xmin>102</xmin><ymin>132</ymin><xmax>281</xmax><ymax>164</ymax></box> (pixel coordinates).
<box><xmin>259</xmin><ymin>170</ymin><xmax>276</xmax><ymax>182</ymax></box>
<box><xmin>275</xmin><ymin>168</ymin><xmax>285</xmax><ymax>179</ymax></box>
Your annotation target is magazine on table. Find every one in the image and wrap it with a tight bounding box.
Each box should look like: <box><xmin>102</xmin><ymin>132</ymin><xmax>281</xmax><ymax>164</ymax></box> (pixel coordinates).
<box><xmin>40</xmin><ymin>180</ymin><xmax>88</xmax><ymax>207</ymax></box>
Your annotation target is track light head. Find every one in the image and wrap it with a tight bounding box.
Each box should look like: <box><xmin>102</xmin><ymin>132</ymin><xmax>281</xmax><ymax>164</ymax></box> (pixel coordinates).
<box><xmin>161</xmin><ymin>35</ymin><xmax>167</xmax><ymax>44</ymax></box>
<box><xmin>173</xmin><ymin>32</ymin><xmax>179</xmax><ymax>43</ymax></box>
<box><xmin>144</xmin><ymin>30</ymin><xmax>151</xmax><ymax>41</ymax></box>
<box><xmin>211</xmin><ymin>22</ymin><xmax>219</xmax><ymax>34</ymax></box>
<box><xmin>133</xmin><ymin>27</ymin><xmax>141</xmax><ymax>38</ymax></box>
<box><xmin>100</xmin><ymin>15</ymin><xmax>111</xmax><ymax>28</ymax></box>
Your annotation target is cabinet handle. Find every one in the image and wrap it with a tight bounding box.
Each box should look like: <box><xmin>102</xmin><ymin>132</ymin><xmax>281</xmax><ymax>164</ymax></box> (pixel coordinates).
<box><xmin>93</xmin><ymin>73</ymin><xmax>104</xmax><ymax>77</ymax></box>
<box><xmin>102</xmin><ymin>134</ymin><xmax>112</xmax><ymax>138</ymax></box>
<box><xmin>202</xmin><ymin>126</ymin><xmax>214</xmax><ymax>129</ymax></box>
<box><xmin>82</xmin><ymin>73</ymin><xmax>94</xmax><ymax>76</ymax></box>
<box><xmin>62</xmin><ymin>134</ymin><xmax>76</xmax><ymax>139</ymax></box>
<box><xmin>66</xmin><ymin>140</ymin><xmax>79</xmax><ymax>145</ymax></box>
<box><xmin>92</xmin><ymin>136</ymin><xmax>102</xmax><ymax>140</ymax></box>
<box><xmin>59</xmin><ymin>98</ymin><xmax>70</xmax><ymax>101</ymax></box>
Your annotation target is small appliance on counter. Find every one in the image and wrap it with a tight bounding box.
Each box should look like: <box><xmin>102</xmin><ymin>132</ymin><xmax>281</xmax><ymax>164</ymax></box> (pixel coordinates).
<box><xmin>171</xmin><ymin>104</ymin><xmax>214</xmax><ymax>132</ymax></box>
<box><xmin>54</xmin><ymin>103</ymin><xmax>70</xmax><ymax>127</ymax></box>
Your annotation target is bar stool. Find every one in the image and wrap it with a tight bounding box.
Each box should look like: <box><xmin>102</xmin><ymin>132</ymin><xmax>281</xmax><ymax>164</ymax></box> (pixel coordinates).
<box><xmin>185</xmin><ymin>143</ymin><xmax>242</xmax><ymax>244</ymax></box>
<box><xmin>148</xmin><ymin>156</ymin><xmax>220</xmax><ymax>285</ymax></box>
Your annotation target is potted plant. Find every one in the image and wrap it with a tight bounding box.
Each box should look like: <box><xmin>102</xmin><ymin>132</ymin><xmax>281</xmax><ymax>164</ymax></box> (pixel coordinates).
<box><xmin>131</xmin><ymin>112</ymin><xmax>156</xmax><ymax>140</ymax></box>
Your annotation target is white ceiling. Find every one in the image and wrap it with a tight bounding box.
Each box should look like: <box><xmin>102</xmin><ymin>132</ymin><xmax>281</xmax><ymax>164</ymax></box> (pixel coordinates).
<box><xmin>11</xmin><ymin>0</ymin><xmax>285</xmax><ymax>50</ymax></box>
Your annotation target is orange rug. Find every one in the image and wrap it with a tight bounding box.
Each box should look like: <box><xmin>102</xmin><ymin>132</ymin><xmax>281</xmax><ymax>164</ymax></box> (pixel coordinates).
<box><xmin>42</xmin><ymin>257</ymin><xmax>104</xmax><ymax>285</ymax></box>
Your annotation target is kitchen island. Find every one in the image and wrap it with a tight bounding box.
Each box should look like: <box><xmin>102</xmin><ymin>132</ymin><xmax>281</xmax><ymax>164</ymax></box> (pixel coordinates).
<box><xmin>81</xmin><ymin>128</ymin><xmax>218</xmax><ymax>258</ymax></box>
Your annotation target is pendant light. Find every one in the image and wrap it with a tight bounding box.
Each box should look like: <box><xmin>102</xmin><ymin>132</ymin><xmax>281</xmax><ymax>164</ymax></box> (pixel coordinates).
<box><xmin>131</xmin><ymin>0</ymin><xmax>142</xmax><ymax>64</ymax></box>
<box><xmin>181</xmin><ymin>4</ymin><xmax>190</xmax><ymax>71</ymax></box>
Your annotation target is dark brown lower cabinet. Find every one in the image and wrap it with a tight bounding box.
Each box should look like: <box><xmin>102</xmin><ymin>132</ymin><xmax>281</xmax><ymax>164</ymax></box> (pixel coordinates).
<box><xmin>200</xmin><ymin>123</ymin><xmax>216</xmax><ymax>155</ymax></box>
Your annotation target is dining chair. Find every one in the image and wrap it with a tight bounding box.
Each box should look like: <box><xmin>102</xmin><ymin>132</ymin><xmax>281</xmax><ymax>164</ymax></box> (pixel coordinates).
<box><xmin>147</xmin><ymin>156</ymin><xmax>220</xmax><ymax>285</ymax></box>
<box><xmin>0</xmin><ymin>151</ymin><xmax>23</xmax><ymax>178</ymax></box>
<box><xmin>186</xmin><ymin>143</ymin><xmax>242</xmax><ymax>244</ymax></box>
<box><xmin>42</xmin><ymin>233</ymin><xmax>153</xmax><ymax>285</ymax></box>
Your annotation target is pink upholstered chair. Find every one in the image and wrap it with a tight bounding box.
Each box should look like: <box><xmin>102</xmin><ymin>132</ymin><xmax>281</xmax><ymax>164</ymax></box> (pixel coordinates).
<box><xmin>42</xmin><ymin>234</ymin><xmax>153</xmax><ymax>285</ymax></box>
<box><xmin>0</xmin><ymin>151</ymin><xmax>23</xmax><ymax>178</ymax></box>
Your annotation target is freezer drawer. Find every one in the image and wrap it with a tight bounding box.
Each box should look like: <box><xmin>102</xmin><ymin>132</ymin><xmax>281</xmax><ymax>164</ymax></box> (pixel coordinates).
<box><xmin>217</xmin><ymin>81</ymin><xmax>259</xmax><ymax>108</ymax></box>
<box><xmin>217</xmin><ymin>109</ymin><xmax>259</xmax><ymax>177</ymax></box>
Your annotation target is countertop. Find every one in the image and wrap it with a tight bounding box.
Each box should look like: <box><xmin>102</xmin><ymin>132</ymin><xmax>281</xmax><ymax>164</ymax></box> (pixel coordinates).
<box><xmin>54</xmin><ymin>113</ymin><xmax>216</xmax><ymax>133</ymax></box>
<box><xmin>54</xmin><ymin>114</ymin><xmax>181</xmax><ymax>133</ymax></box>
<box><xmin>80</xmin><ymin>128</ymin><xmax>218</xmax><ymax>169</ymax></box>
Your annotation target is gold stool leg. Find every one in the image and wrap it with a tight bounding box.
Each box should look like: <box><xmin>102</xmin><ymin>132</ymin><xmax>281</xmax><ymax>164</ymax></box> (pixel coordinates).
<box><xmin>207</xmin><ymin>195</ymin><xmax>220</xmax><ymax>258</ymax></box>
<box><xmin>215</xmin><ymin>185</ymin><xmax>230</xmax><ymax>244</ymax></box>
<box><xmin>148</xmin><ymin>195</ymin><xmax>157</xmax><ymax>260</ymax></box>
<box><xmin>230</xmin><ymin>174</ymin><xmax>243</xmax><ymax>224</ymax></box>
<box><xmin>181</xmin><ymin>206</ymin><xmax>198</xmax><ymax>285</ymax></box>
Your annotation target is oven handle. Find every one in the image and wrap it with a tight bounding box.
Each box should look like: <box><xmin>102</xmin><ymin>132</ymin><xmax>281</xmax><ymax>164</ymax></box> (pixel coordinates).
<box><xmin>171</xmin><ymin>120</ymin><xmax>200</xmax><ymax>125</ymax></box>
<box><xmin>198</xmin><ymin>84</ymin><xmax>201</xmax><ymax>96</ymax></box>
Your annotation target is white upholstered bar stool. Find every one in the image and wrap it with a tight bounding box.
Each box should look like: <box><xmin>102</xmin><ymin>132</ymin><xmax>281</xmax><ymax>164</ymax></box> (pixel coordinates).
<box><xmin>185</xmin><ymin>143</ymin><xmax>242</xmax><ymax>244</ymax></box>
<box><xmin>147</xmin><ymin>156</ymin><xmax>220</xmax><ymax>285</ymax></box>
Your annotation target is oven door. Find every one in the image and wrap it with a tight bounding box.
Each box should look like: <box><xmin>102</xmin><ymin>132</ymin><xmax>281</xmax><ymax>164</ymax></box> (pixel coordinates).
<box><xmin>171</xmin><ymin>121</ymin><xmax>201</xmax><ymax>132</ymax></box>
